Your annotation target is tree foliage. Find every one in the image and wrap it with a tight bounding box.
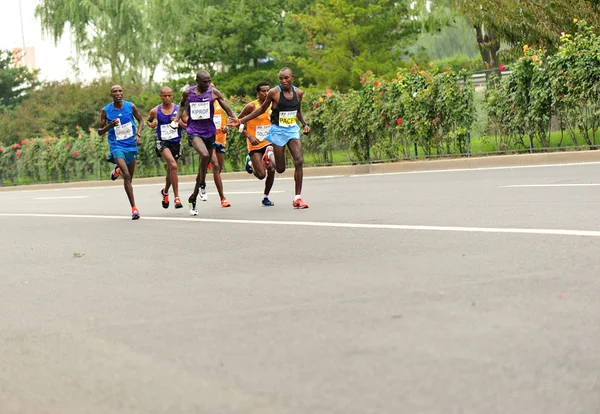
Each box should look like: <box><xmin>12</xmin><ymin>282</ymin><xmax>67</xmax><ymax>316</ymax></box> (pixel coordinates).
<box><xmin>455</xmin><ymin>0</ymin><xmax>600</xmax><ymax>53</ymax></box>
<box><xmin>0</xmin><ymin>50</ymin><xmax>38</xmax><ymax>108</ymax></box>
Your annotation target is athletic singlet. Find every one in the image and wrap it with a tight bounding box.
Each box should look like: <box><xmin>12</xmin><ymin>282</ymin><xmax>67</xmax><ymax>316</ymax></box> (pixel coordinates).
<box><xmin>214</xmin><ymin>100</ymin><xmax>227</xmax><ymax>146</ymax></box>
<box><xmin>247</xmin><ymin>100</ymin><xmax>272</xmax><ymax>152</ymax></box>
<box><xmin>104</xmin><ymin>100</ymin><xmax>137</xmax><ymax>153</ymax></box>
<box><xmin>156</xmin><ymin>104</ymin><xmax>181</xmax><ymax>142</ymax></box>
<box><xmin>186</xmin><ymin>86</ymin><xmax>216</xmax><ymax>138</ymax></box>
<box><xmin>270</xmin><ymin>85</ymin><xmax>299</xmax><ymax>127</ymax></box>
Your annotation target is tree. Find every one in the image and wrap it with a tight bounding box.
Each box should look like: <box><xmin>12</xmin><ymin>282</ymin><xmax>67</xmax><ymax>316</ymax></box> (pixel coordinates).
<box><xmin>296</xmin><ymin>0</ymin><xmax>424</xmax><ymax>90</ymax></box>
<box><xmin>455</xmin><ymin>0</ymin><xmax>600</xmax><ymax>60</ymax></box>
<box><xmin>35</xmin><ymin>0</ymin><xmax>167</xmax><ymax>83</ymax></box>
<box><xmin>0</xmin><ymin>50</ymin><xmax>38</xmax><ymax>108</ymax></box>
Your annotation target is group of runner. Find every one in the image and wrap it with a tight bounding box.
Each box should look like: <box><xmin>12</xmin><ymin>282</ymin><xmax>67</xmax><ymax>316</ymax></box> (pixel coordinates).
<box><xmin>98</xmin><ymin>67</ymin><xmax>310</xmax><ymax>220</ymax></box>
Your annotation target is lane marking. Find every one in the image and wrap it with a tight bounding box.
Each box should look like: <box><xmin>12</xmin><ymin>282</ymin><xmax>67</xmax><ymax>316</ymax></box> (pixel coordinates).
<box><xmin>34</xmin><ymin>196</ymin><xmax>88</xmax><ymax>200</ymax></box>
<box><xmin>205</xmin><ymin>190</ymin><xmax>284</xmax><ymax>195</ymax></box>
<box><xmin>1</xmin><ymin>213</ymin><xmax>600</xmax><ymax>238</ymax></box>
<box><xmin>501</xmin><ymin>183</ymin><xmax>600</xmax><ymax>188</ymax></box>
<box><xmin>348</xmin><ymin>161</ymin><xmax>600</xmax><ymax>178</ymax></box>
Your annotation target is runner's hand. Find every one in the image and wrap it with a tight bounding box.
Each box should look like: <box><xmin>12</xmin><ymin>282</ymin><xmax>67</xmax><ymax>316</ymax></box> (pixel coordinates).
<box><xmin>147</xmin><ymin>120</ymin><xmax>158</xmax><ymax>128</ymax></box>
<box><xmin>109</xmin><ymin>119</ymin><xmax>120</xmax><ymax>128</ymax></box>
<box><xmin>303</xmin><ymin>125</ymin><xmax>311</xmax><ymax>135</ymax></box>
<box><xmin>135</xmin><ymin>135</ymin><xmax>142</xmax><ymax>146</ymax></box>
<box><xmin>221</xmin><ymin>126</ymin><xmax>229</xmax><ymax>134</ymax></box>
<box><xmin>227</xmin><ymin>117</ymin><xmax>240</xmax><ymax>127</ymax></box>
<box><xmin>248</xmin><ymin>135</ymin><xmax>259</xmax><ymax>146</ymax></box>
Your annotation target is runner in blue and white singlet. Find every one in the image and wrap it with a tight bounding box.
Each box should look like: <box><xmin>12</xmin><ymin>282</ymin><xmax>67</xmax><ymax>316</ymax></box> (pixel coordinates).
<box><xmin>146</xmin><ymin>86</ymin><xmax>186</xmax><ymax>210</ymax></box>
<box><xmin>98</xmin><ymin>85</ymin><xmax>145</xmax><ymax>219</ymax></box>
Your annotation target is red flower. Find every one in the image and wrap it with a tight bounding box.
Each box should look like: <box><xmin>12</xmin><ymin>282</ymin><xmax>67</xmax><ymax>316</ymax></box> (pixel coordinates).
<box><xmin>374</xmin><ymin>81</ymin><xmax>380</xmax><ymax>86</ymax></box>
<box><xmin>75</xmin><ymin>125</ymin><xmax>80</xmax><ymax>130</ymax></box>
<box><xmin>66</xmin><ymin>143</ymin><xmax>71</xmax><ymax>149</ymax></box>
<box><xmin>12</xmin><ymin>164</ymin><xmax>16</xmax><ymax>169</ymax></box>
<box><xmin>16</xmin><ymin>144</ymin><xmax>21</xmax><ymax>149</ymax></box>
<box><xmin>44</xmin><ymin>139</ymin><xmax>50</xmax><ymax>145</ymax></box>
<box><xmin>73</xmin><ymin>151</ymin><xmax>79</xmax><ymax>157</ymax></box>
<box><xmin>21</xmin><ymin>139</ymin><xmax>28</xmax><ymax>145</ymax></box>
<box><xmin>499</xmin><ymin>64</ymin><xmax>506</xmax><ymax>71</ymax></box>
<box><xmin>0</xmin><ymin>147</ymin><xmax>3</xmax><ymax>153</ymax></box>
<box><xmin>16</xmin><ymin>151</ymin><xmax>21</xmax><ymax>159</ymax></box>
<box><xmin>325</xmin><ymin>90</ymin><xmax>332</xmax><ymax>98</ymax></box>
<box><xmin>396</xmin><ymin>117</ymin><xmax>403</xmax><ymax>125</ymax></box>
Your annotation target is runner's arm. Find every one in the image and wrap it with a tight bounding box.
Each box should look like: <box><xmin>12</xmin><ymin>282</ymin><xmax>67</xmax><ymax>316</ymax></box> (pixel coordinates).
<box><xmin>132</xmin><ymin>104</ymin><xmax>144</xmax><ymax>136</ymax></box>
<box><xmin>174</xmin><ymin>90</ymin><xmax>189</xmax><ymax>123</ymax></box>
<box><xmin>239</xmin><ymin>102</ymin><xmax>260</xmax><ymax>145</ymax></box>
<box><xmin>146</xmin><ymin>107</ymin><xmax>158</xmax><ymax>128</ymax></box>
<box><xmin>213</xmin><ymin>88</ymin><xmax>237</xmax><ymax>119</ymax></box>
<box><xmin>98</xmin><ymin>109</ymin><xmax>119</xmax><ymax>136</ymax></box>
<box><xmin>178</xmin><ymin>110</ymin><xmax>188</xmax><ymax>129</ymax></box>
<box><xmin>231</xmin><ymin>90</ymin><xmax>274</xmax><ymax>126</ymax></box>
<box><xmin>296</xmin><ymin>89</ymin><xmax>311</xmax><ymax>135</ymax></box>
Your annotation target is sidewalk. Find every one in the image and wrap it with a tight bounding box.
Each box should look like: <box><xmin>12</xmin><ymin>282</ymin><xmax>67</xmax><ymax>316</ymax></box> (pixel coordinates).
<box><xmin>2</xmin><ymin>150</ymin><xmax>599</xmax><ymax>192</ymax></box>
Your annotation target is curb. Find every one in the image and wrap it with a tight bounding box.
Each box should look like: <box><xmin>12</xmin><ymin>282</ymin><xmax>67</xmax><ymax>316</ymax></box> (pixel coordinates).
<box><xmin>2</xmin><ymin>150</ymin><xmax>600</xmax><ymax>192</ymax></box>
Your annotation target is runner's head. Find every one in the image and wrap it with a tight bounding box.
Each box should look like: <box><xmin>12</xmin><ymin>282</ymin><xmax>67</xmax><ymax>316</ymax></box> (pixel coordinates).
<box><xmin>255</xmin><ymin>81</ymin><xmax>270</xmax><ymax>102</ymax></box>
<box><xmin>195</xmin><ymin>70</ymin><xmax>212</xmax><ymax>93</ymax></box>
<box><xmin>278</xmin><ymin>67</ymin><xmax>294</xmax><ymax>90</ymax></box>
<box><xmin>159</xmin><ymin>86</ymin><xmax>174</xmax><ymax>106</ymax></box>
<box><xmin>110</xmin><ymin>85</ymin><xmax>124</xmax><ymax>103</ymax></box>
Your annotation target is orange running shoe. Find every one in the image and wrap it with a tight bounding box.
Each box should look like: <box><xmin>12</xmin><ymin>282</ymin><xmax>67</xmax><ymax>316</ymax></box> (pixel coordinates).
<box><xmin>110</xmin><ymin>166</ymin><xmax>121</xmax><ymax>181</ymax></box>
<box><xmin>221</xmin><ymin>198</ymin><xmax>231</xmax><ymax>208</ymax></box>
<box><xmin>161</xmin><ymin>189</ymin><xmax>169</xmax><ymax>209</ymax></box>
<box><xmin>292</xmin><ymin>197</ymin><xmax>309</xmax><ymax>209</ymax></box>
<box><xmin>174</xmin><ymin>196</ymin><xmax>183</xmax><ymax>209</ymax></box>
<box><xmin>131</xmin><ymin>206</ymin><xmax>140</xmax><ymax>220</ymax></box>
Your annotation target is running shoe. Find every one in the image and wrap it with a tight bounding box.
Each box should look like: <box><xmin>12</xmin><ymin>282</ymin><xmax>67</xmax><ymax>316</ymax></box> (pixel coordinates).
<box><xmin>262</xmin><ymin>146</ymin><xmax>273</xmax><ymax>168</ymax></box>
<box><xmin>161</xmin><ymin>189</ymin><xmax>169</xmax><ymax>209</ymax></box>
<box><xmin>132</xmin><ymin>207</ymin><xmax>140</xmax><ymax>220</ymax></box>
<box><xmin>188</xmin><ymin>195</ymin><xmax>198</xmax><ymax>216</ymax></box>
<box><xmin>292</xmin><ymin>198</ymin><xmax>309</xmax><ymax>209</ymax></box>
<box><xmin>262</xmin><ymin>197</ymin><xmax>274</xmax><ymax>207</ymax></box>
<box><xmin>110</xmin><ymin>166</ymin><xmax>120</xmax><ymax>181</ymax></box>
<box><xmin>174</xmin><ymin>196</ymin><xmax>183</xmax><ymax>209</ymax></box>
<box><xmin>245</xmin><ymin>155</ymin><xmax>253</xmax><ymax>174</ymax></box>
<box><xmin>221</xmin><ymin>198</ymin><xmax>231</xmax><ymax>208</ymax></box>
<box><xmin>199</xmin><ymin>185</ymin><xmax>208</xmax><ymax>201</ymax></box>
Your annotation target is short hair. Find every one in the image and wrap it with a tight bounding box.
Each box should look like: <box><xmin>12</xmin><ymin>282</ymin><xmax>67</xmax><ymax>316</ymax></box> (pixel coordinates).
<box><xmin>159</xmin><ymin>86</ymin><xmax>173</xmax><ymax>94</ymax></box>
<box><xmin>279</xmin><ymin>67</ymin><xmax>293</xmax><ymax>75</ymax></box>
<box><xmin>196</xmin><ymin>69</ymin><xmax>210</xmax><ymax>78</ymax></box>
<box><xmin>255</xmin><ymin>81</ymin><xmax>270</xmax><ymax>92</ymax></box>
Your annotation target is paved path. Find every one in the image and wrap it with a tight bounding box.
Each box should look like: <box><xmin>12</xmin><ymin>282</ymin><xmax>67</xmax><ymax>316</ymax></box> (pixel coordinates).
<box><xmin>1</xmin><ymin>162</ymin><xmax>600</xmax><ymax>414</ymax></box>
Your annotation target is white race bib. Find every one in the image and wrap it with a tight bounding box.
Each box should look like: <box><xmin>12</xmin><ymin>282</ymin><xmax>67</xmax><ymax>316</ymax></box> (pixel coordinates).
<box><xmin>190</xmin><ymin>101</ymin><xmax>210</xmax><ymax>120</ymax></box>
<box><xmin>213</xmin><ymin>114</ymin><xmax>222</xmax><ymax>130</ymax></box>
<box><xmin>160</xmin><ymin>124</ymin><xmax>179</xmax><ymax>140</ymax></box>
<box><xmin>279</xmin><ymin>110</ymin><xmax>297</xmax><ymax>128</ymax></box>
<box><xmin>115</xmin><ymin>122</ymin><xmax>134</xmax><ymax>140</ymax></box>
<box><xmin>256</xmin><ymin>125</ymin><xmax>270</xmax><ymax>141</ymax></box>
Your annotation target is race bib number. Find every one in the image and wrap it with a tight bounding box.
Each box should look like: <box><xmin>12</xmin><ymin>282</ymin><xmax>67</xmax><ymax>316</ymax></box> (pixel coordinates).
<box><xmin>279</xmin><ymin>110</ymin><xmax>297</xmax><ymax>128</ymax></box>
<box><xmin>213</xmin><ymin>114</ymin><xmax>222</xmax><ymax>130</ymax></box>
<box><xmin>190</xmin><ymin>101</ymin><xmax>210</xmax><ymax>120</ymax></box>
<box><xmin>115</xmin><ymin>122</ymin><xmax>134</xmax><ymax>140</ymax></box>
<box><xmin>160</xmin><ymin>124</ymin><xmax>179</xmax><ymax>140</ymax></box>
<box><xmin>256</xmin><ymin>125</ymin><xmax>270</xmax><ymax>141</ymax></box>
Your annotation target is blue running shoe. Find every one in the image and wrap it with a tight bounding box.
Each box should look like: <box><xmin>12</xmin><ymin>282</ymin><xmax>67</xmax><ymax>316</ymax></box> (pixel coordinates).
<box><xmin>262</xmin><ymin>197</ymin><xmax>274</xmax><ymax>207</ymax></box>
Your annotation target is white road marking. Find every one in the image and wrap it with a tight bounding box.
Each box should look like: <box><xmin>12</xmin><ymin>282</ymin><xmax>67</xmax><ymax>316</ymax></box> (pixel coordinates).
<box><xmin>205</xmin><ymin>190</ymin><xmax>284</xmax><ymax>195</ymax></box>
<box><xmin>1</xmin><ymin>213</ymin><xmax>600</xmax><ymax>238</ymax></box>
<box><xmin>348</xmin><ymin>161</ymin><xmax>600</xmax><ymax>178</ymax></box>
<box><xmin>34</xmin><ymin>196</ymin><xmax>88</xmax><ymax>200</ymax></box>
<box><xmin>501</xmin><ymin>183</ymin><xmax>600</xmax><ymax>188</ymax></box>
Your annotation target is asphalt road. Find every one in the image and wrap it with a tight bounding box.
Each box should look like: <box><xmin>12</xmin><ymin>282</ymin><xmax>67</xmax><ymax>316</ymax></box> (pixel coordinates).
<box><xmin>1</xmin><ymin>163</ymin><xmax>600</xmax><ymax>414</ymax></box>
